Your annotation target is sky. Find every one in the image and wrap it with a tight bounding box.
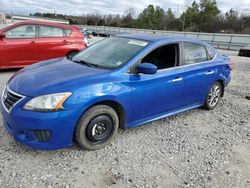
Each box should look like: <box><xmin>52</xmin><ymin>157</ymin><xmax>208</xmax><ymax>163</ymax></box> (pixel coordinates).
<box><xmin>0</xmin><ymin>0</ymin><xmax>250</xmax><ymax>17</ymax></box>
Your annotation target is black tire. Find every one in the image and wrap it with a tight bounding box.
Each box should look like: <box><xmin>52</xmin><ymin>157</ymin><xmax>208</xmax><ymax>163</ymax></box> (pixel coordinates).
<box><xmin>204</xmin><ymin>81</ymin><xmax>223</xmax><ymax>110</ymax></box>
<box><xmin>67</xmin><ymin>51</ymin><xmax>78</xmax><ymax>60</ymax></box>
<box><xmin>75</xmin><ymin>105</ymin><xmax>119</xmax><ymax>150</ymax></box>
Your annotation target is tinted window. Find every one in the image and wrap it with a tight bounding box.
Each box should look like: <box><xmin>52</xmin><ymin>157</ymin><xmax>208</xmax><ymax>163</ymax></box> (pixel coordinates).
<box><xmin>63</xmin><ymin>28</ymin><xmax>72</xmax><ymax>36</ymax></box>
<box><xmin>5</xmin><ymin>25</ymin><xmax>36</xmax><ymax>39</ymax></box>
<box><xmin>206</xmin><ymin>46</ymin><xmax>216</xmax><ymax>60</ymax></box>
<box><xmin>40</xmin><ymin>26</ymin><xmax>64</xmax><ymax>37</ymax></box>
<box><xmin>73</xmin><ymin>38</ymin><xmax>149</xmax><ymax>69</ymax></box>
<box><xmin>183</xmin><ymin>42</ymin><xmax>207</xmax><ymax>65</ymax></box>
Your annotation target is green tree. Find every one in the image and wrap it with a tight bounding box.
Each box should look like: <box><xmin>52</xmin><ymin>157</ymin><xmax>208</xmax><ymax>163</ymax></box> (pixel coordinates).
<box><xmin>165</xmin><ymin>8</ymin><xmax>177</xmax><ymax>30</ymax></box>
<box><xmin>121</xmin><ymin>8</ymin><xmax>135</xmax><ymax>27</ymax></box>
<box><xmin>180</xmin><ymin>1</ymin><xmax>200</xmax><ymax>31</ymax></box>
<box><xmin>199</xmin><ymin>0</ymin><xmax>220</xmax><ymax>32</ymax></box>
<box><xmin>200</xmin><ymin>0</ymin><xmax>220</xmax><ymax>16</ymax></box>
<box><xmin>225</xmin><ymin>8</ymin><xmax>237</xmax><ymax>21</ymax></box>
<box><xmin>180</xmin><ymin>0</ymin><xmax>220</xmax><ymax>32</ymax></box>
<box><xmin>137</xmin><ymin>5</ymin><xmax>165</xmax><ymax>29</ymax></box>
<box><xmin>166</xmin><ymin>8</ymin><xmax>175</xmax><ymax>20</ymax></box>
<box><xmin>224</xmin><ymin>9</ymin><xmax>243</xmax><ymax>33</ymax></box>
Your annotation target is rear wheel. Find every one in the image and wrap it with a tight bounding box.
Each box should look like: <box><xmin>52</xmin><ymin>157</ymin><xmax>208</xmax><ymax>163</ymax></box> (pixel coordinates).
<box><xmin>204</xmin><ymin>81</ymin><xmax>222</xmax><ymax>110</ymax></box>
<box><xmin>75</xmin><ymin>105</ymin><xmax>119</xmax><ymax>150</ymax></box>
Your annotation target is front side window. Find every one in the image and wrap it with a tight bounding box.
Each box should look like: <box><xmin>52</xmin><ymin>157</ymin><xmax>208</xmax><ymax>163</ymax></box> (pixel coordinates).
<box><xmin>72</xmin><ymin>37</ymin><xmax>149</xmax><ymax>69</ymax></box>
<box><xmin>141</xmin><ymin>43</ymin><xmax>179</xmax><ymax>70</ymax></box>
<box><xmin>5</xmin><ymin>25</ymin><xmax>36</xmax><ymax>39</ymax></box>
<box><xmin>39</xmin><ymin>26</ymin><xmax>64</xmax><ymax>37</ymax></box>
<box><xmin>183</xmin><ymin>42</ymin><xmax>207</xmax><ymax>65</ymax></box>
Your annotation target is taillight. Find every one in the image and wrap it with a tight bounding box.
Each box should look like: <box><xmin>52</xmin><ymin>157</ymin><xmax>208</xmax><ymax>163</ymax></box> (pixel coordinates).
<box><xmin>84</xmin><ymin>37</ymin><xmax>89</xmax><ymax>46</ymax></box>
<box><xmin>229</xmin><ymin>60</ymin><xmax>235</xmax><ymax>70</ymax></box>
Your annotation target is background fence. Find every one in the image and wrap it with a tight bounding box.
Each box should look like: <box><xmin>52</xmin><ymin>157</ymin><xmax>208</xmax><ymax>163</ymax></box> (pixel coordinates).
<box><xmin>1</xmin><ymin>23</ymin><xmax>249</xmax><ymax>51</ymax></box>
<box><xmin>79</xmin><ymin>25</ymin><xmax>250</xmax><ymax>51</ymax></box>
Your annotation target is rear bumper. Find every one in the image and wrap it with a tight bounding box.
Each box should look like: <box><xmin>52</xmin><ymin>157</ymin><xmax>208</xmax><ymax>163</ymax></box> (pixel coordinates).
<box><xmin>0</xmin><ymin>100</ymin><xmax>78</xmax><ymax>150</ymax></box>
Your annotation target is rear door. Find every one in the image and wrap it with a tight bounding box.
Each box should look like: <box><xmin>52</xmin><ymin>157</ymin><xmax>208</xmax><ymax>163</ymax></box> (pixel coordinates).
<box><xmin>0</xmin><ymin>24</ymin><xmax>39</xmax><ymax>67</ymax></box>
<box><xmin>181</xmin><ymin>42</ymin><xmax>216</xmax><ymax>107</ymax></box>
<box><xmin>37</xmin><ymin>25</ymin><xmax>71</xmax><ymax>60</ymax></box>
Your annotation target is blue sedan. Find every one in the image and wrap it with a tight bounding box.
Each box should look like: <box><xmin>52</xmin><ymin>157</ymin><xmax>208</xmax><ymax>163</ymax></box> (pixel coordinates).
<box><xmin>0</xmin><ymin>34</ymin><xmax>232</xmax><ymax>150</ymax></box>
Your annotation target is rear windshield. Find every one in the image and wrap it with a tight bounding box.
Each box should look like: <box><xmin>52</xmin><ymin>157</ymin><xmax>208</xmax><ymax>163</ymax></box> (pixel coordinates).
<box><xmin>72</xmin><ymin>37</ymin><xmax>149</xmax><ymax>69</ymax></box>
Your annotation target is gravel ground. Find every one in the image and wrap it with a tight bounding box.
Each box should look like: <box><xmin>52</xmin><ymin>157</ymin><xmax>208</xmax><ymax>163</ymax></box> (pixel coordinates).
<box><xmin>0</xmin><ymin>37</ymin><xmax>249</xmax><ymax>188</ymax></box>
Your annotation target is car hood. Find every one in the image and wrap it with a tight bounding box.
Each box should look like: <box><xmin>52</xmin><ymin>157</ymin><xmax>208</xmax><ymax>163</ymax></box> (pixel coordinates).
<box><xmin>8</xmin><ymin>58</ymin><xmax>111</xmax><ymax>97</ymax></box>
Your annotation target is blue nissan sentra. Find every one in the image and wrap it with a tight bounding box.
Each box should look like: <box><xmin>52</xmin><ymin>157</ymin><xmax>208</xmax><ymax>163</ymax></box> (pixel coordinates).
<box><xmin>0</xmin><ymin>34</ymin><xmax>233</xmax><ymax>150</ymax></box>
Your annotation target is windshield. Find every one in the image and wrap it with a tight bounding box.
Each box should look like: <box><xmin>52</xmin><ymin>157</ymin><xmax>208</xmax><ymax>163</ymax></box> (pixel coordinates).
<box><xmin>72</xmin><ymin>37</ymin><xmax>149</xmax><ymax>69</ymax></box>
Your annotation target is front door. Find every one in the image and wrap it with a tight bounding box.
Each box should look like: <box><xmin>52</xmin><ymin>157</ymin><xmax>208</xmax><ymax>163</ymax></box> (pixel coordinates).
<box><xmin>130</xmin><ymin>69</ymin><xmax>184</xmax><ymax>125</ymax></box>
<box><xmin>0</xmin><ymin>24</ymin><xmax>39</xmax><ymax>68</ymax></box>
<box><xmin>130</xmin><ymin>43</ymin><xmax>184</xmax><ymax>126</ymax></box>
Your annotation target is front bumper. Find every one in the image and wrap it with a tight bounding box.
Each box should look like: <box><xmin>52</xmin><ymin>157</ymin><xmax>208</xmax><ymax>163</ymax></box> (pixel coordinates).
<box><xmin>0</xmin><ymin>96</ymin><xmax>78</xmax><ymax>150</ymax></box>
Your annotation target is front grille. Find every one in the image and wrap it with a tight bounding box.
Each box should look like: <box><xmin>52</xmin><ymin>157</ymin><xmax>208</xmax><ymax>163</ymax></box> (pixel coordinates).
<box><xmin>2</xmin><ymin>86</ymin><xmax>24</xmax><ymax>112</ymax></box>
<box><xmin>33</xmin><ymin>130</ymin><xmax>52</xmax><ymax>142</ymax></box>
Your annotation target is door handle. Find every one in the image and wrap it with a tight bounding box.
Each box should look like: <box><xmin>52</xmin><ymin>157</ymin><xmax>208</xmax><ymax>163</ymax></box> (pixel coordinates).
<box><xmin>206</xmin><ymin>71</ymin><xmax>214</xmax><ymax>75</ymax></box>
<box><xmin>172</xmin><ymin>77</ymin><xmax>183</xmax><ymax>82</ymax></box>
<box><xmin>63</xmin><ymin>40</ymin><xmax>69</xmax><ymax>44</ymax></box>
<box><xmin>30</xmin><ymin>41</ymin><xmax>36</xmax><ymax>44</ymax></box>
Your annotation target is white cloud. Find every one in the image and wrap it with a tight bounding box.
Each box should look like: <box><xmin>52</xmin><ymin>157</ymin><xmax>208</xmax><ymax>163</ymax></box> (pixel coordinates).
<box><xmin>217</xmin><ymin>0</ymin><xmax>250</xmax><ymax>14</ymax></box>
<box><xmin>0</xmin><ymin>0</ymin><xmax>249</xmax><ymax>16</ymax></box>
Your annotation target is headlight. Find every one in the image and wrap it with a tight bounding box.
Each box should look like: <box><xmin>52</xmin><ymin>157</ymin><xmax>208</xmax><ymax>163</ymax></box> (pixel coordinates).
<box><xmin>23</xmin><ymin>92</ymin><xmax>72</xmax><ymax>112</ymax></box>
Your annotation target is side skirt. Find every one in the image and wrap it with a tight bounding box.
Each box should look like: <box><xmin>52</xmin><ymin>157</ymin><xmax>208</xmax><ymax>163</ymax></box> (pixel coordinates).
<box><xmin>126</xmin><ymin>103</ymin><xmax>203</xmax><ymax>129</ymax></box>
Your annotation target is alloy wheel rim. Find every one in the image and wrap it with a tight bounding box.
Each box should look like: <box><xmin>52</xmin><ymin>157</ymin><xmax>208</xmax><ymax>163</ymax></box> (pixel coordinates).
<box><xmin>208</xmin><ymin>84</ymin><xmax>221</xmax><ymax>107</ymax></box>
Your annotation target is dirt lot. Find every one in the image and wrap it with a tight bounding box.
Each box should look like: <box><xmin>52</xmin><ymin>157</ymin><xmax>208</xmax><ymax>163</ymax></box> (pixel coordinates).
<box><xmin>0</xmin><ymin>38</ymin><xmax>249</xmax><ymax>188</ymax></box>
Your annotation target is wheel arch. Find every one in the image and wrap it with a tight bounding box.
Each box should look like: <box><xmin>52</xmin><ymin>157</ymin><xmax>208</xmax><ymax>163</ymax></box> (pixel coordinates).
<box><xmin>76</xmin><ymin>99</ymin><xmax>127</xmax><ymax>131</ymax></box>
<box><xmin>66</xmin><ymin>50</ymin><xmax>79</xmax><ymax>57</ymax></box>
<box><xmin>216</xmin><ymin>79</ymin><xmax>225</xmax><ymax>97</ymax></box>
<box><xmin>93</xmin><ymin>100</ymin><xmax>126</xmax><ymax>130</ymax></box>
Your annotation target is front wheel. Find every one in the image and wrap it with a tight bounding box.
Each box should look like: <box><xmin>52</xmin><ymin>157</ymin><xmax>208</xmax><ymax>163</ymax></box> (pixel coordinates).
<box><xmin>204</xmin><ymin>82</ymin><xmax>223</xmax><ymax>110</ymax></box>
<box><xmin>75</xmin><ymin>105</ymin><xmax>119</xmax><ymax>150</ymax></box>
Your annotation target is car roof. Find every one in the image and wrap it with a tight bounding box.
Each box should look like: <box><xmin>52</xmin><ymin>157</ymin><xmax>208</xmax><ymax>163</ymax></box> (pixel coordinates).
<box><xmin>117</xmin><ymin>34</ymin><xmax>207</xmax><ymax>45</ymax></box>
<box><xmin>8</xmin><ymin>21</ymin><xmax>74</xmax><ymax>29</ymax></box>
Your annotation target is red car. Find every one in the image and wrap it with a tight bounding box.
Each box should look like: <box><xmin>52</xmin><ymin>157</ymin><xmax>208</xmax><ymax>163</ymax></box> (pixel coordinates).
<box><xmin>0</xmin><ymin>21</ymin><xmax>88</xmax><ymax>69</ymax></box>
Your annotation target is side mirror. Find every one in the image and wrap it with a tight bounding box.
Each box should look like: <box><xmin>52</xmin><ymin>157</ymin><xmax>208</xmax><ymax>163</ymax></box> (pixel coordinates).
<box><xmin>0</xmin><ymin>32</ymin><xmax>6</xmax><ymax>39</ymax></box>
<box><xmin>137</xmin><ymin>63</ymin><xmax>157</xmax><ymax>74</ymax></box>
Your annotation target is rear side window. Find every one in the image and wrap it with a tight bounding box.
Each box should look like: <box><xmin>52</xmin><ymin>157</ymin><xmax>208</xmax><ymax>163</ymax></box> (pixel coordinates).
<box><xmin>5</xmin><ymin>25</ymin><xmax>36</xmax><ymax>39</ymax></box>
<box><xmin>183</xmin><ymin>42</ymin><xmax>207</xmax><ymax>65</ymax></box>
<box><xmin>206</xmin><ymin>46</ymin><xmax>216</xmax><ymax>60</ymax></box>
<box><xmin>39</xmin><ymin>25</ymin><xmax>64</xmax><ymax>37</ymax></box>
<box><xmin>63</xmin><ymin>28</ymin><xmax>72</xmax><ymax>36</ymax></box>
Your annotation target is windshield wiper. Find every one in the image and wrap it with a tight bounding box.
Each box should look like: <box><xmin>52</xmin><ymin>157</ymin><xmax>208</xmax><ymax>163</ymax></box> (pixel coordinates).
<box><xmin>73</xmin><ymin>60</ymin><xmax>99</xmax><ymax>68</ymax></box>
